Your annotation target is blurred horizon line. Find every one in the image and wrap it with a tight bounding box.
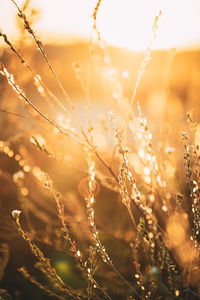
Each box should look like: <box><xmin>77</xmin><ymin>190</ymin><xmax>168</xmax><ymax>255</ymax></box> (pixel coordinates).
<box><xmin>1</xmin><ymin>34</ymin><xmax>200</xmax><ymax>53</ymax></box>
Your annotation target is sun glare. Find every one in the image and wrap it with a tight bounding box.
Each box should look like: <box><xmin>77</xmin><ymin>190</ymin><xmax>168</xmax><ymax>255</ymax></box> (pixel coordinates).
<box><xmin>1</xmin><ymin>0</ymin><xmax>200</xmax><ymax>50</ymax></box>
<box><xmin>97</xmin><ymin>0</ymin><xmax>200</xmax><ymax>50</ymax></box>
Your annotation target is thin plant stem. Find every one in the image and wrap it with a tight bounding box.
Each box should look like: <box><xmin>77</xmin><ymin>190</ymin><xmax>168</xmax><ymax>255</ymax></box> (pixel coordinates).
<box><xmin>129</xmin><ymin>10</ymin><xmax>162</xmax><ymax>106</ymax></box>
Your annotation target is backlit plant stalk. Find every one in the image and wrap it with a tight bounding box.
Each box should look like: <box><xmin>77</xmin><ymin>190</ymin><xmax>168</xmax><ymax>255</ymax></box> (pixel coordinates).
<box><xmin>85</xmin><ymin>152</ymin><xmax>142</xmax><ymax>298</ymax></box>
<box><xmin>130</xmin><ymin>10</ymin><xmax>162</xmax><ymax>105</ymax></box>
<box><xmin>55</xmin><ymin>191</ymin><xmax>112</xmax><ymax>300</ymax></box>
<box><xmin>12</xmin><ymin>210</ymin><xmax>80</xmax><ymax>300</ymax></box>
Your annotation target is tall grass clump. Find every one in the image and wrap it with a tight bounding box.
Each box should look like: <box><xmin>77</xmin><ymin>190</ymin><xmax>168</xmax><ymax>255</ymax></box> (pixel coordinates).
<box><xmin>0</xmin><ymin>0</ymin><xmax>200</xmax><ymax>299</ymax></box>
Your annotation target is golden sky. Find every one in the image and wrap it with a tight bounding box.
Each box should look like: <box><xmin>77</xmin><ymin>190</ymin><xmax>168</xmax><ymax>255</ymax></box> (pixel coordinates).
<box><xmin>1</xmin><ymin>0</ymin><xmax>200</xmax><ymax>50</ymax></box>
